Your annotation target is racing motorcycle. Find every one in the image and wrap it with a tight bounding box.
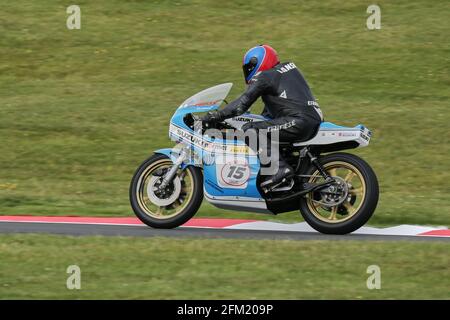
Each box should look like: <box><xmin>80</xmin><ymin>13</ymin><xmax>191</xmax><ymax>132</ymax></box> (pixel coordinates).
<box><xmin>129</xmin><ymin>83</ymin><xmax>379</xmax><ymax>234</ymax></box>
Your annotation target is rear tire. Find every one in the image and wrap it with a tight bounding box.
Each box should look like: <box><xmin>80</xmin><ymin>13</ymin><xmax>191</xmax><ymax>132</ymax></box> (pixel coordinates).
<box><xmin>129</xmin><ymin>153</ymin><xmax>203</xmax><ymax>229</ymax></box>
<box><xmin>299</xmin><ymin>152</ymin><xmax>379</xmax><ymax>234</ymax></box>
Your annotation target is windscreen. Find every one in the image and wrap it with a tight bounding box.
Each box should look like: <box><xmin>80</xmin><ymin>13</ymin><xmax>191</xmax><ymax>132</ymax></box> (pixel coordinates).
<box><xmin>179</xmin><ymin>83</ymin><xmax>233</xmax><ymax>108</ymax></box>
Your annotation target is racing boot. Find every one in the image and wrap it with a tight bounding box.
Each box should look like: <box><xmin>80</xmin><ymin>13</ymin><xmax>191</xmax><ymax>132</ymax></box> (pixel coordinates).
<box><xmin>260</xmin><ymin>162</ymin><xmax>294</xmax><ymax>190</ymax></box>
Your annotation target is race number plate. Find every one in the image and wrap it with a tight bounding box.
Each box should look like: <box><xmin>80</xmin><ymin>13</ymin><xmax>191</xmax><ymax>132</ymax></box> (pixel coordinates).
<box><xmin>217</xmin><ymin>160</ymin><xmax>250</xmax><ymax>189</ymax></box>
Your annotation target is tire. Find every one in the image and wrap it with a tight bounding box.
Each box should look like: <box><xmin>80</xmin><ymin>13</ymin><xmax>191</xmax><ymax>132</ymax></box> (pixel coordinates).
<box><xmin>299</xmin><ymin>152</ymin><xmax>379</xmax><ymax>234</ymax></box>
<box><xmin>129</xmin><ymin>153</ymin><xmax>203</xmax><ymax>228</ymax></box>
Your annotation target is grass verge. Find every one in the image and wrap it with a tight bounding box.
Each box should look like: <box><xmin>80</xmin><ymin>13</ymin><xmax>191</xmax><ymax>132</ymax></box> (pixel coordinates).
<box><xmin>0</xmin><ymin>234</ymin><xmax>448</xmax><ymax>299</ymax></box>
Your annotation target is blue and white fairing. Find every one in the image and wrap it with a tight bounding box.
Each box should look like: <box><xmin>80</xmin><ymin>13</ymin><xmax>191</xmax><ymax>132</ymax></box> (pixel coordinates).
<box><xmin>160</xmin><ymin>83</ymin><xmax>269</xmax><ymax>213</ymax></box>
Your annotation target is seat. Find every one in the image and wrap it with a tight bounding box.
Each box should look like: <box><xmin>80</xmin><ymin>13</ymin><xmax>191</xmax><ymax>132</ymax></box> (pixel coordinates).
<box><xmin>318</xmin><ymin>122</ymin><xmax>363</xmax><ymax>131</ymax></box>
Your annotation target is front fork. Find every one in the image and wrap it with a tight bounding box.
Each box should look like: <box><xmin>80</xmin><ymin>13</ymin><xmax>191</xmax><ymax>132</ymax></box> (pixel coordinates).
<box><xmin>158</xmin><ymin>148</ymin><xmax>188</xmax><ymax>189</ymax></box>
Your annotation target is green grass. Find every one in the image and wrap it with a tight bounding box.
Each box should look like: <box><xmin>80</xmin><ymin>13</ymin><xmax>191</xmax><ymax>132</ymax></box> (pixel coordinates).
<box><xmin>0</xmin><ymin>234</ymin><xmax>448</xmax><ymax>299</ymax></box>
<box><xmin>1</xmin><ymin>3</ymin><xmax>448</xmax><ymax>300</ymax></box>
<box><xmin>0</xmin><ymin>0</ymin><xmax>449</xmax><ymax>226</ymax></box>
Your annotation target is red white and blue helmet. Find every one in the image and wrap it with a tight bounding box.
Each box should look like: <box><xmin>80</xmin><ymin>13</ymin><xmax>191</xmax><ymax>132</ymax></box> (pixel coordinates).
<box><xmin>242</xmin><ymin>44</ymin><xmax>280</xmax><ymax>83</ymax></box>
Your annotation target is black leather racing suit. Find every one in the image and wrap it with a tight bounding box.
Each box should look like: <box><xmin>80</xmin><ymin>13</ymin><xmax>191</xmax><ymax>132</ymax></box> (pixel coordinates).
<box><xmin>216</xmin><ymin>62</ymin><xmax>323</xmax><ymax>182</ymax></box>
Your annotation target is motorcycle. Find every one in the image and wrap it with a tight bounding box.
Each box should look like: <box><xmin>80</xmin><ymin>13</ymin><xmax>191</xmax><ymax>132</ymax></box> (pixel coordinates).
<box><xmin>129</xmin><ymin>83</ymin><xmax>379</xmax><ymax>234</ymax></box>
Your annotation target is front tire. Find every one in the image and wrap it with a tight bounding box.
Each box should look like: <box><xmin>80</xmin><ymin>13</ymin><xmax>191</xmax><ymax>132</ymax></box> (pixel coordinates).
<box><xmin>129</xmin><ymin>153</ymin><xmax>203</xmax><ymax>228</ymax></box>
<box><xmin>299</xmin><ymin>152</ymin><xmax>379</xmax><ymax>234</ymax></box>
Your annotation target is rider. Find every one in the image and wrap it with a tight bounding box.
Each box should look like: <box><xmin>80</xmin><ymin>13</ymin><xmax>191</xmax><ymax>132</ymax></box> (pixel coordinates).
<box><xmin>200</xmin><ymin>44</ymin><xmax>323</xmax><ymax>188</ymax></box>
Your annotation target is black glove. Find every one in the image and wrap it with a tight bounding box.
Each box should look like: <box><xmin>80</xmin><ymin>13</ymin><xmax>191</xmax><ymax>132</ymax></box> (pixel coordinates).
<box><xmin>200</xmin><ymin>111</ymin><xmax>223</xmax><ymax>123</ymax></box>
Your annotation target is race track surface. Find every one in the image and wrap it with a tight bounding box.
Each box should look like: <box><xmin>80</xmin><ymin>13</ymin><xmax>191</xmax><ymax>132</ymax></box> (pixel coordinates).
<box><xmin>0</xmin><ymin>216</ymin><xmax>449</xmax><ymax>242</ymax></box>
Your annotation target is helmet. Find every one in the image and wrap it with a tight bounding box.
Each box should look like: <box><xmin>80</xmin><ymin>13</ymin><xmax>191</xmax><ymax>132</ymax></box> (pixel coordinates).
<box><xmin>242</xmin><ymin>45</ymin><xmax>280</xmax><ymax>83</ymax></box>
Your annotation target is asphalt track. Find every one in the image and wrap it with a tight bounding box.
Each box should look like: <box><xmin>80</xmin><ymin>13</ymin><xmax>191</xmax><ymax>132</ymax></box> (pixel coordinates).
<box><xmin>1</xmin><ymin>221</ymin><xmax>449</xmax><ymax>242</ymax></box>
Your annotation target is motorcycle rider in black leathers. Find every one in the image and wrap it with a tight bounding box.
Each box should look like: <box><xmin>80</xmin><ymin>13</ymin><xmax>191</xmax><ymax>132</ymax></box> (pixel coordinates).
<box><xmin>201</xmin><ymin>45</ymin><xmax>323</xmax><ymax>189</ymax></box>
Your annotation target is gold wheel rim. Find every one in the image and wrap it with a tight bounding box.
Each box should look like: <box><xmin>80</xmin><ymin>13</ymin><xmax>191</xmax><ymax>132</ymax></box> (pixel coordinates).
<box><xmin>136</xmin><ymin>159</ymin><xmax>194</xmax><ymax>220</ymax></box>
<box><xmin>306</xmin><ymin>161</ymin><xmax>366</xmax><ymax>224</ymax></box>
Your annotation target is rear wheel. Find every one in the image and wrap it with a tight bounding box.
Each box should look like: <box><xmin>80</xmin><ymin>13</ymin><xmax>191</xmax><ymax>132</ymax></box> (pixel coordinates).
<box><xmin>129</xmin><ymin>154</ymin><xmax>203</xmax><ymax>228</ymax></box>
<box><xmin>299</xmin><ymin>152</ymin><xmax>379</xmax><ymax>234</ymax></box>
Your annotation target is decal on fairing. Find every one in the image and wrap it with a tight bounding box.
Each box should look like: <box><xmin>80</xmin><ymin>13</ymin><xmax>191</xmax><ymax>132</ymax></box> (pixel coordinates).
<box><xmin>169</xmin><ymin>123</ymin><xmax>255</xmax><ymax>155</ymax></box>
<box><xmin>217</xmin><ymin>159</ymin><xmax>251</xmax><ymax>189</ymax></box>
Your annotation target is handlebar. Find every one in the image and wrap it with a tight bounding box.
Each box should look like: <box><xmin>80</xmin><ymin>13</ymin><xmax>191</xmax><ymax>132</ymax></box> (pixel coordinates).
<box><xmin>183</xmin><ymin>113</ymin><xmax>232</xmax><ymax>132</ymax></box>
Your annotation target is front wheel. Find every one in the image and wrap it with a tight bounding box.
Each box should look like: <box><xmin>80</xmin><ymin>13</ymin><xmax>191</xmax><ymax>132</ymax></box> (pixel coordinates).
<box><xmin>299</xmin><ymin>152</ymin><xmax>379</xmax><ymax>234</ymax></box>
<box><xmin>129</xmin><ymin>153</ymin><xmax>203</xmax><ymax>228</ymax></box>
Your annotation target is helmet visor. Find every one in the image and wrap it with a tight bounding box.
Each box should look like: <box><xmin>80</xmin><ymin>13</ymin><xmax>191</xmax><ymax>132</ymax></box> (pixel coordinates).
<box><xmin>242</xmin><ymin>57</ymin><xmax>258</xmax><ymax>83</ymax></box>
